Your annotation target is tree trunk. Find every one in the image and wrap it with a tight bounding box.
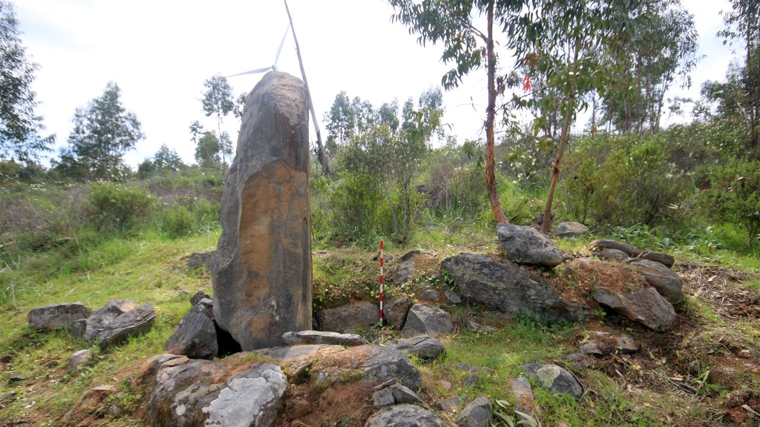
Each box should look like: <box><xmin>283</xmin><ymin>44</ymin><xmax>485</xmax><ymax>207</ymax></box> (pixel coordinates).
<box><xmin>485</xmin><ymin>0</ymin><xmax>508</xmax><ymax>224</ymax></box>
<box><xmin>541</xmin><ymin>39</ymin><xmax>580</xmax><ymax>234</ymax></box>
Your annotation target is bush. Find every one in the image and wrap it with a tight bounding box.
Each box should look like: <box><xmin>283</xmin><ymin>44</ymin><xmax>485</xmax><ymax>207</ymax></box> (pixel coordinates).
<box><xmin>159</xmin><ymin>205</ymin><xmax>195</xmax><ymax>238</ymax></box>
<box><xmin>701</xmin><ymin>159</ymin><xmax>760</xmax><ymax>246</ymax></box>
<box><xmin>88</xmin><ymin>182</ymin><xmax>155</xmax><ymax>232</ymax></box>
<box><xmin>327</xmin><ymin>172</ymin><xmax>381</xmax><ymax>243</ymax></box>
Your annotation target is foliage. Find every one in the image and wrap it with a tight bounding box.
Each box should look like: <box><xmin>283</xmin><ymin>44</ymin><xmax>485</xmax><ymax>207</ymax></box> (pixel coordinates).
<box><xmin>702</xmin><ymin>158</ymin><xmax>760</xmax><ymax>246</ymax></box>
<box><xmin>60</xmin><ymin>82</ymin><xmax>144</xmax><ymax>181</ymax></box>
<box><xmin>137</xmin><ymin>144</ymin><xmax>185</xmax><ymax>178</ymax></box>
<box><xmin>194</xmin><ymin>131</ymin><xmax>222</xmax><ymax>170</ymax></box>
<box><xmin>325</xmin><ymin>172</ymin><xmax>381</xmax><ymax>245</ymax></box>
<box><xmin>0</xmin><ymin>0</ymin><xmax>54</xmax><ymax>162</ymax></box>
<box><xmin>88</xmin><ymin>182</ymin><xmax>155</xmax><ymax>232</ymax></box>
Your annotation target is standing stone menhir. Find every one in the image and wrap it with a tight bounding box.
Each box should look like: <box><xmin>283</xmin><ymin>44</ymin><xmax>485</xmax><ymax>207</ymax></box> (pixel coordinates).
<box><xmin>212</xmin><ymin>71</ymin><xmax>312</xmax><ymax>351</ymax></box>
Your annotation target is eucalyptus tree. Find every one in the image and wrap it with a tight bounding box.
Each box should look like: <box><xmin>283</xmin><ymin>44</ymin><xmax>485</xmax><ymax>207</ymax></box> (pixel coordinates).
<box><xmin>388</xmin><ymin>0</ymin><xmax>528</xmax><ymax>224</ymax></box>
<box><xmin>0</xmin><ymin>0</ymin><xmax>54</xmax><ymax>162</ymax></box>
<box><xmin>201</xmin><ymin>75</ymin><xmax>234</xmax><ymax>167</ymax></box>
<box><xmin>720</xmin><ymin>0</ymin><xmax>760</xmax><ymax>151</ymax></box>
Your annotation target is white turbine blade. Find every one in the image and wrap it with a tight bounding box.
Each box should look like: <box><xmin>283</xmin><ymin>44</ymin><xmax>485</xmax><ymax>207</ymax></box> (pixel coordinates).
<box><xmin>226</xmin><ymin>66</ymin><xmax>273</xmax><ymax>78</ymax></box>
<box><xmin>273</xmin><ymin>23</ymin><xmax>291</xmax><ymax>67</ymax></box>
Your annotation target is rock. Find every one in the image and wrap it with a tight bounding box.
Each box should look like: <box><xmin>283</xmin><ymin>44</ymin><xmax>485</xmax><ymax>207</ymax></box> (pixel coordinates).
<box><xmin>164</xmin><ymin>298</ymin><xmax>218</xmax><ymax>359</ymax></box>
<box><xmin>394</xmin><ymin>260</ymin><xmax>416</xmax><ymax>284</ymax></box>
<box><xmin>496</xmin><ymin>223</ymin><xmax>564</xmax><ymax>267</ymax></box>
<box><xmin>511</xmin><ymin>377</ymin><xmax>537</xmax><ymax>422</ymax></box>
<box><xmin>8</xmin><ymin>374</ymin><xmax>24</xmax><ymax>383</ymax></box>
<box><xmin>358</xmin><ymin>345</ymin><xmax>422</xmax><ymax>391</ymax></box>
<box><xmin>385</xmin><ymin>295</ymin><xmax>412</xmax><ymax>331</ymax></box>
<box><xmin>595</xmin><ymin>248</ymin><xmax>629</xmax><ymax>261</ymax></box>
<box><xmin>442</xmin><ymin>254</ymin><xmax>593</xmax><ymax>324</ymax></box>
<box><xmin>437</xmin><ymin>395</ymin><xmax>462</xmax><ymax>412</ymax></box>
<box><xmin>523</xmin><ymin>363</ymin><xmax>583</xmax><ymax>398</ymax></box>
<box><xmin>27</xmin><ymin>302</ymin><xmax>92</xmax><ymax>331</ymax></box>
<box><xmin>372</xmin><ymin>385</ymin><xmax>423</xmax><ymax>407</ymax></box>
<box><xmin>212</xmin><ymin>71</ymin><xmax>312</xmax><ymax>351</ymax></box>
<box><xmin>455</xmin><ymin>363</ymin><xmax>494</xmax><ymax>375</ymax></box>
<box><xmin>564</xmin><ymin>352</ymin><xmax>592</xmax><ymax>370</ymax></box>
<box><xmin>626</xmin><ymin>258</ymin><xmax>683</xmax><ymax>303</ymax></box>
<box><xmin>85</xmin><ymin>299</ymin><xmax>137</xmax><ymax>342</ymax></box>
<box><xmin>552</xmin><ymin>221</ymin><xmax>589</xmax><ymax>238</ymax></box>
<box><xmin>390</xmin><ymin>335</ymin><xmax>445</xmax><ymax>360</ymax></box>
<box><xmin>439</xmin><ymin>380</ymin><xmax>453</xmax><ymax>391</ymax></box>
<box><xmin>399</xmin><ymin>250</ymin><xmax>420</xmax><ymax>263</ymax></box>
<box><xmin>579</xmin><ymin>332</ymin><xmax>639</xmax><ymax>356</ymax></box>
<box><xmin>458</xmin><ymin>396</ymin><xmax>492</xmax><ymax>427</ymax></box>
<box><xmin>402</xmin><ymin>304</ymin><xmax>453</xmax><ymax>337</ymax></box>
<box><xmin>365</xmin><ymin>404</ymin><xmax>445</xmax><ymax>427</ymax></box>
<box><xmin>567</xmin><ymin>259</ymin><xmax>676</xmax><ymax>331</ymax></box>
<box><xmin>69</xmin><ymin>319</ymin><xmax>87</xmax><ymax>339</ymax></box>
<box><xmin>638</xmin><ymin>251</ymin><xmax>675</xmax><ymax>268</ymax></box>
<box><xmin>589</xmin><ymin>239</ymin><xmax>637</xmax><ymax>257</ymax></box>
<box><xmin>190</xmin><ymin>291</ymin><xmax>211</xmax><ymax>306</ymax></box>
<box><xmin>282</xmin><ymin>330</ymin><xmax>368</xmax><ymax>347</ymax></box>
<box><xmin>316</xmin><ymin>301</ymin><xmax>377</xmax><ymax>333</ymax></box>
<box><xmin>445</xmin><ymin>288</ymin><xmax>462</xmax><ymax>304</ymax></box>
<box><xmin>146</xmin><ymin>360</ymin><xmax>287</xmax><ymax>427</ymax></box>
<box><xmin>465</xmin><ymin>319</ymin><xmax>498</xmax><ymax>334</ymax></box>
<box><xmin>186</xmin><ymin>250</ymin><xmax>215</xmax><ymax>271</ymax></box>
<box><xmin>68</xmin><ymin>350</ymin><xmax>96</xmax><ymax>370</ymax></box>
<box><xmin>418</xmin><ymin>288</ymin><xmax>442</xmax><ymax>303</ymax></box>
<box><xmin>98</xmin><ymin>302</ymin><xmax>155</xmax><ymax>350</ymax></box>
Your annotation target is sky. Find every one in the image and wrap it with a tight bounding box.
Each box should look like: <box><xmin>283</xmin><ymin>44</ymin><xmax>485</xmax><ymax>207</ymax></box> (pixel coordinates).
<box><xmin>15</xmin><ymin>0</ymin><xmax>737</xmax><ymax>167</ymax></box>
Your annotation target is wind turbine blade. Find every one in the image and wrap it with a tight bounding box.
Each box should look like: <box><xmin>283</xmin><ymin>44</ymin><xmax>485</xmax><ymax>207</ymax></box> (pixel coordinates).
<box><xmin>226</xmin><ymin>66</ymin><xmax>273</xmax><ymax>78</ymax></box>
<box><xmin>274</xmin><ymin>23</ymin><xmax>291</xmax><ymax>67</ymax></box>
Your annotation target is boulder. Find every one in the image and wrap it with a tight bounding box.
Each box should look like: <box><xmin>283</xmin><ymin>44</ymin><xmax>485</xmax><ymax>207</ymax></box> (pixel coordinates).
<box><xmin>458</xmin><ymin>396</ymin><xmax>492</xmax><ymax>427</ymax></box>
<box><xmin>186</xmin><ymin>250</ymin><xmax>215</xmax><ymax>271</ymax></box>
<box><xmin>442</xmin><ymin>254</ymin><xmax>593</xmax><ymax>324</ymax></box>
<box><xmin>523</xmin><ymin>363</ymin><xmax>583</xmax><ymax>398</ymax></box>
<box><xmin>589</xmin><ymin>239</ymin><xmax>637</xmax><ymax>257</ymax></box>
<box><xmin>85</xmin><ymin>299</ymin><xmax>137</xmax><ymax>342</ymax></box>
<box><xmin>390</xmin><ymin>335</ymin><xmax>445</xmax><ymax>360</ymax></box>
<box><xmin>638</xmin><ymin>251</ymin><xmax>675</xmax><ymax>268</ymax></box>
<box><xmin>212</xmin><ymin>71</ymin><xmax>312</xmax><ymax>351</ymax></box>
<box><xmin>496</xmin><ymin>223</ymin><xmax>563</xmax><ymax>267</ymax></box>
<box><xmin>98</xmin><ymin>302</ymin><xmax>155</xmax><ymax>350</ymax></box>
<box><xmin>394</xmin><ymin>259</ymin><xmax>416</xmax><ymax>284</ymax></box>
<box><xmin>385</xmin><ymin>294</ymin><xmax>413</xmax><ymax>330</ymax></box>
<box><xmin>552</xmin><ymin>221</ymin><xmax>589</xmax><ymax>239</ymax></box>
<box><xmin>164</xmin><ymin>298</ymin><xmax>218</xmax><ymax>359</ymax></box>
<box><xmin>282</xmin><ymin>330</ymin><xmax>368</xmax><ymax>347</ymax></box>
<box><xmin>566</xmin><ymin>259</ymin><xmax>675</xmax><ymax>331</ymax></box>
<box><xmin>365</xmin><ymin>404</ymin><xmax>445</xmax><ymax>427</ymax></box>
<box><xmin>27</xmin><ymin>303</ymin><xmax>92</xmax><ymax>331</ymax></box>
<box><xmin>316</xmin><ymin>301</ymin><xmax>377</xmax><ymax>333</ymax></box>
<box><xmin>626</xmin><ymin>258</ymin><xmax>683</xmax><ymax>303</ymax></box>
<box><xmin>402</xmin><ymin>304</ymin><xmax>454</xmax><ymax>337</ymax></box>
<box><xmin>146</xmin><ymin>359</ymin><xmax>287</xmax><ymax>427</ymax></box>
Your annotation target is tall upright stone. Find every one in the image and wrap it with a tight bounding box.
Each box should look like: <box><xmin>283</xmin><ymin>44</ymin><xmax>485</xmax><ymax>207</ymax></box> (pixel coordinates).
<box><xmin>212</xmin><ymin>71</ymin><xmax>312</xmax><ymax>351</ymax></box>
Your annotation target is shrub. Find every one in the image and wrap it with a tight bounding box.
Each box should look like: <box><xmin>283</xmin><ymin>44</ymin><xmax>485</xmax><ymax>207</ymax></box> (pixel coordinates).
<box><xmin>327</xmin><ymin>172</ymin><xmax>381</xmax><ymax>243</ymax></box>
<box><xmin>160</xmin><ymin>205</ymin><xmax>195</xmax><ymax>238</ymax></box>
<box><xmin>88</xmin><ymin>182</ymin><xmax>155</xmax><ymax>232</ymax></box>
<box><xmin>701</xmin><ymin>159</ymin><xmax>760</xmax><ymax>246</ymax></box>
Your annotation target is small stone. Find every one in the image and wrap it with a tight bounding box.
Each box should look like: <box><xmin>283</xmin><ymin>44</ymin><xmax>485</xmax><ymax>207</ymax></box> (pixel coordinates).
<box><xmin>68</xmin><ymin>349</ymin><xmax>96</xmax><ymax>370</ymax></box>
<box><xmin>511</xmin><ymin>377</ymin><xmax>537</xmax><ymax>422</ymax></box>
<box><xmin>189</xmin><ymin>291</ymin><xmax>211</xmax><ymax>306</ymax></box>
<box><xmin>589</xmin><ymin>239</ymin><xmax>637</xmax><ymax>257</ymax></box>
<box><xmin>394</xmin><ymin>260</ymin><xmax>416</xmax><ymax>284</ymax></box>
<box><xmin>523</xmin><ymin>363</ymin><xmax>583</xmax><ymax>399</ymax></box>
<box><xmin>458</xmin><ymin>396</ymin><xmax>492</xmax><ymax>427</ymax></box>
<box><xmin>437</xmin><ymin>395</ymin><xmax>463</xmax><ymax>412</ymax></box>
<box><xmin>390</xmin><ymin>385</ymin><xmax>424</xmax><ymax>405</ymax></box>
<box><xmin>372</xmin><ymin>388</ymin><xmax>395</xmax><ymax>407</ymax></box>
<box><xmin>390</xmin><ymin>335</ymin><xmax>445</xmax><ymax>361</ymax></box>
<box><xmin>638</xmin><ymin>251</ymin><xmax>675</xmax><ymax>268</ymax></box>
<box><xmin>445</xmin><ymin>289</ymin><xmax>462</xmax><ymax>304</ymax></box>
<box><xmin>440</xmin><ymin>380</ymin><xmax>453</xmax><ymax>391</ymax></box>
<box><xmin>418</xmin><ymin>288</ymin><xmax>442</xmax><ymax>303</ymax></box>
<box><xmin>466</xmin><ymin>320</ymin><xmax>498</xmax><ymax>334</ymax></box>
<box><xmin>107</xmin><ymin>404</ymin><xmax>119</xmax><ymax>417</ymax></box>
<box><xmin>8</xmin><ymin>374</ymin><xmax>24</xmax><ymax>383</ymax></box>
<box><xmin>552</xmin><ymin>221</ymin><xmax>589</xmax><ymax>239</ymax></box>
<box><xmin>186</xmin><ymin>251</ymin><xmax>215</xmax><ymax>271</ymax></box>
<box><xmin>69</xmin><ymin>319</ymin><xmax>87</xmax><ymax>340</ymax></box>
<box><xmin>596</xmin><ymin>248</ymin><xmax>629</xmax><ymax>262</ymax></box>
<box><xmin>463</xmin><ymin>374</ymin><xmax>479</xmax><ymax>386</ymax></box>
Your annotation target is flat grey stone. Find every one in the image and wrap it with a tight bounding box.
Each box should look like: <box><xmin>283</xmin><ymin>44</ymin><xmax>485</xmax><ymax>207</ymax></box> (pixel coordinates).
<box><xmin>523</xmin><ymin>363</ymin><xmax>583</xmax><ymax>398</ymax></box>
<box><xmin>85</xmin><ymin>299</ymin><xmax>137</xmax><ymax>342</ymax></box>
<box><xmin>552</xmin><ymin>221</ymin><xmax>589</xmax><ymax>239</ymax></box>
<box><xmin>28</xmin><ymin>303</ymin><xmax>92</xmax><ymax>331</ymax></box>
<box><xmin>68</xmin><ymin>350</ymin><xmax>96</xmax><ymax>370</ymax></box>
<box><xmin>458</xmin><ymin>396</ymin><xmax>492</xmax><ymax>427</ymax></box>
<box><xmin>402</xmin><ymin>304</ymin><xmax>453</xmax><ymax>337</ymax></box>
<box><xmin>391</xmin><ymin>335</ymin><xmax>445</xmax><ymax>361</ymax></box>
<box><xmin>590</xmin><ymin>239</ymin><xmax>637</xmax><ymax>257</ymax></box>
<box><xmin>626</xmin><ymin>258</ymin><xmax>683</xmax><ymax>303</ymax></box>
<box><xmin>98</xmin><ymin>302</ymin><xmax>155</xmax><ymax>350</ymax></box>
<box><xmin>365</xmin><ymin>404</ymin><xmax>445</xmax><ymax>427</ymax></box>
<box><xmin>638</xmin><ymin>251</ymin><xmax>675</xmax><ymax>268</ymax></box>
<box><xmin>282</xmin><ymin>330</ymin><xmax>368</xmax><ymax>347</ymax></box>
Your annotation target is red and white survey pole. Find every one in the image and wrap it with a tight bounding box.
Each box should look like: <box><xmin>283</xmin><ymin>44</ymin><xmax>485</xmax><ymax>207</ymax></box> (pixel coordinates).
<box><xmin>379</xmin><ymin>240</ymin><xmax>384</xmax><ymax>325</ymax></box>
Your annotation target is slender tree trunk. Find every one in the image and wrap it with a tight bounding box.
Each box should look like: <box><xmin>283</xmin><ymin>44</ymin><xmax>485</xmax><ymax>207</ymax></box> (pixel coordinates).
<box><xmin>542</xmin><ymin>39</ymin><xmax>580</xmax><ymax>234</ymax></box>
<box><xmin>381</xmin><ymin>179</ymin><xmax>400</xmax><ymax>244</ymax></box>
<box><xmin>485</xmin><ymin>0</ymin><xmax>508</xmax><ymax>224</ymax></box>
